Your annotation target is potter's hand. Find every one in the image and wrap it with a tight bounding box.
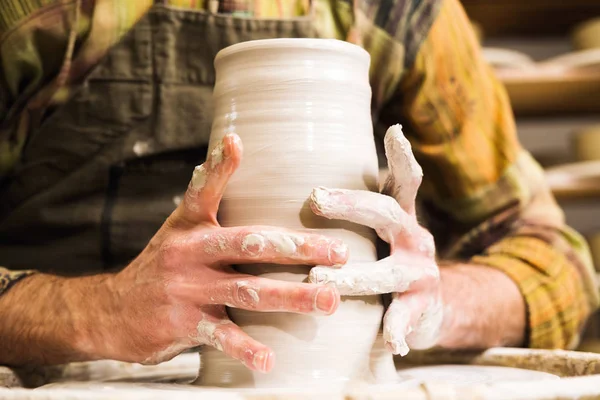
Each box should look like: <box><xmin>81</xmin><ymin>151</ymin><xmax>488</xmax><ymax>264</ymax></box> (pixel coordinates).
<box><xmin>308</xmin><ymin>125</ymin><xmax>442</xmax><ymax>356</ymax></box>
<box><xmin>99</xmin><ymin>134</ymin><xmax>346</xmax><ymax>370</ymax></box>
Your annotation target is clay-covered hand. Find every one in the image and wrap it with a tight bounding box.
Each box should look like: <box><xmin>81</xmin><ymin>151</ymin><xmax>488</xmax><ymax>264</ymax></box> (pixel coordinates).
<box><xmin>91</xmin><ymin>134</ymin><xmax>347</xmax><ymax>371</ymax></box>
<box><xmin>308</xmin><ymin>125</ymin><xmax>442</xmax><ymax>356</ymax></box>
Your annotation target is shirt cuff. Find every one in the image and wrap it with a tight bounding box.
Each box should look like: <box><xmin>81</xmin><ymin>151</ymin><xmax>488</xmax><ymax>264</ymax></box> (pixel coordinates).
<box><xmin>0</xmin><ymin>267</ymin><xmax>36</xmax><ymax>296</ymax></box>
<box><xmin>471</xmin><ymin>233</ymin><xmax>597</xmax><ymax>350</ymax></box>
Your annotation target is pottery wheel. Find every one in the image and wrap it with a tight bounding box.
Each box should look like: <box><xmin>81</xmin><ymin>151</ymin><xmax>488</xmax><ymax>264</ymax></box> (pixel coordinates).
<box><xmin>38</xmin><ymin>364</ymin><xmax>559</xmax><ymax>396</ymax></box>
<box><xmin>396</xmin><ymin>364</ymin><xmax>559</xmax><ymax>386</ymax></box>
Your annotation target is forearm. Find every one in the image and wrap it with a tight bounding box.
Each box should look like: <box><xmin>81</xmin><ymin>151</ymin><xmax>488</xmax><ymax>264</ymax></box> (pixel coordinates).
<box><xmin>437</xmin><ymin>263</ymin><xmax>526</xmax><ymax>349</ymax></box>
<box><xmin>0</xmin><ymin>273</ymin><xmax>114</xmax><ymax>366</ymax></box>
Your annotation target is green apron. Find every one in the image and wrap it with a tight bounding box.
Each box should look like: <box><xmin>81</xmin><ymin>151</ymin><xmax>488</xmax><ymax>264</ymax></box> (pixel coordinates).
<box><xmin>0</xmin><ymin>3</ymin><xmax>324</xmax><ymax>274</ymax></box>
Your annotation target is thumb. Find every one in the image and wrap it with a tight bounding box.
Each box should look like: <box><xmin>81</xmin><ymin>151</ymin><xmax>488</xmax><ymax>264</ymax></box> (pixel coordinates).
<box><xmin>173</xmin><ymin>133</ymin><xmax>243</xmax><ymax>226</ymax></box>
<box><xmin>382</xmin><ymin>124</ymin><xmax>422</xmax><ymax>217</ymax></box>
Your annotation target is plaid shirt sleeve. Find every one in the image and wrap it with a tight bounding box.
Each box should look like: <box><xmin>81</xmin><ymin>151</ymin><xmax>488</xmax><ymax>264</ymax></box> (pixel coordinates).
<box><xmin>381</xmin><ymin>0</ymin><xmax>600</xmax><ymax>349</ymax></box>
<box><xmin>0</xmin><ymin>267</ymin><xmax>35</xmax><ymax>295</ymax></box>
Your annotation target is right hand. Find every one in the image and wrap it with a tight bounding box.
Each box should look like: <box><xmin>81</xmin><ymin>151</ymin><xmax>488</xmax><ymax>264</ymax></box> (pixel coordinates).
<box><xmin>82</xmin><ymin>134</ymin><xmax>348</xmax><ymax>372</ymax></box>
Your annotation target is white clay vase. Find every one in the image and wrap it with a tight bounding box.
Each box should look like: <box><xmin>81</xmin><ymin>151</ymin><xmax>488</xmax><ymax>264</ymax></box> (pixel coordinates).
<box><xmin>197</xmin><ymin>39</ymin><xmax>396</xmax><ymax>388</ymax></box>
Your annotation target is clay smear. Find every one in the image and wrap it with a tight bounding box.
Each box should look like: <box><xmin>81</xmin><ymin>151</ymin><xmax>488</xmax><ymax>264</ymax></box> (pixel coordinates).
<box><xmin>210</xmin><ymin>141</ymin><xmax>225</xmax><ymax>168</ymax></box>
<box><xmin>309</xmin><ymin>259</ymin><xmax>437</xmax><ymax>296</ymax></box>
<box><xmin>241</xmin><ymin>231</ymin><xmax>304</xmax><ymax>257</ymax></box>
<box><xmin>241</xmin><ymin>233</ymin><xmax>266</xmax><ymax>255</ymax></box>
<box><xmin>383</xmin><ymin>124</ymin><xmax>423</xmax><ymax>213</ymax></box>
<box><xmin>384</xmin><ymin>305</ymin><xmax>411</xmax><ymax>356</ymax></box>
<box><xmin>190</xmin><ymin>165</ymin><xmax>207</xmax><ymax>191</ymax></box>
<box><xmin>195</xmin><ymin>318</ymin><xmax>230</xmax><ymax>352</ymax></box>
<box><xmin>142</xmin><ymin>342</ymin><xmax>190</xmax><ymax>365</ymax></box>
<box><xmin>310</xmin><ymin>186</ymin><xmax>405</xmax><ymax>245</ymax></box>
<box><xmin>384</xmin><ymin>125</ymin><xmax>422</xmax><ymax>183</ymax></box>
<box><xmin>411</xmin><ymin>296</ymin><xmax>444</xmax><ymax>349</ymax></box>
<box><xmin>236</xmin><ymin>280</ymin><xmax>261</xmax><ymax>306</ymax></box>
<box><xmin>201</xmin><ymin>233</ymin><xmax>229</xmax><ymax>255</ymax></box>
<box><xmin>188</xmin><ymin>136</ymin><xmax>226</xmax><ymax>193</ymax></box>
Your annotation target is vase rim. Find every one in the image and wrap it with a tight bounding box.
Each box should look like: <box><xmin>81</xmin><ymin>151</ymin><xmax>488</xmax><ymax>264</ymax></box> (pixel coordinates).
<box><xmin>214</xmin><ymin>38</ymin><xmax>370</xmax><ymax>64</ymax></box>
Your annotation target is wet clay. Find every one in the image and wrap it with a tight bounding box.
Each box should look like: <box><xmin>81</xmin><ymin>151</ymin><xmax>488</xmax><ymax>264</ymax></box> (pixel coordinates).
<box><xmin>195</xmin><ymin>39</ymin><xmax>397</xmax><ymax>388</ymax></box>
<box><xmin>14</xmin><ymin>349</ymin><xmax>600</xmax><ymax>399</ymax></box>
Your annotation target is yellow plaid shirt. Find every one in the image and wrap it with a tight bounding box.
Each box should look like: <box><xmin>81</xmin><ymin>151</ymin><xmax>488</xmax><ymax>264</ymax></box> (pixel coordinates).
<box><xmin>0</xmin><ymin>0</ymin><xmax>598</xmax><ymax>350</ymax></box>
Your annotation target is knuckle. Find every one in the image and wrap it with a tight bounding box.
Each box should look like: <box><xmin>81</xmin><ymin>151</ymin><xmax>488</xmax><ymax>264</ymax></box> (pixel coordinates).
<box><xmin>162</xmin><ymin>274</ymin><xmax>186</xmax><ymax>300</ymax></box>
<box><xmin>208</xmin><ymin>328</ymin><xmax>225</xmax><ymax>351</ymax></box>
<box><xmin>420</xmin><ymin>227</ymin><xmax>434</xmax><ymax>244</ymax></box>
<box><xmin>212</xmin><ymin>324</ymin><xmax>235</xmax><ymax>353</ymax></box>
<box><xmin>379</xmin><ymin>195</ymin><xmax>403</xmax><ymax>220</ymax></box>
<box><xmin>382</xmin><ymin>193</ymin><xmax>400</xmax><ymax>209</ymax></box>
<box><xmin>428</xmin><ymin>264</ymin><xmax>441</xmax><ymax>282</ymax></box>
<box><xmin>282</xmin><ymin>291</ymin><xmax>310</xmax><ymax>314</ymax></box>
<box><xmin>232</xmin><ymin>279</ymin><xmax>261</xmax><ymax>309</ymax></box>
<box><xmin>284</xmin><ymin>285</ymin><xmax>310</xmax><ymax>313</ymax></box>
<box><xmin>158</xmin><ymin>239</ymin><xmax>185</xmax><ymax>270</ymax></box>
<box><xmin>200</xmin><ymin>232</ymin><xmax>228</xmax><ymax>257</ymax></box>
<box><xmin>239</xmin><ymin>231</ymin><xmax>266</xmax><ymax>257</ymax></box>
<box><xmin>199</xmin><ymin>320</ymin><xmax>233</xmax><ymax>351</ymax></box>
<box><xmin>416</xmin><ymin>228</ymin><xmax>436</xmax><ymax>258</ymax></box>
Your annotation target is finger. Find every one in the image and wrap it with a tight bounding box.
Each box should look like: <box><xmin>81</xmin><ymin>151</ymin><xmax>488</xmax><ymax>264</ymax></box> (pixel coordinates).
<box><xmin>204</xmin><ymin>276</ymin><xmax>340</xmax><ymax>315</ymax></box>
<box><xmin>309</xmin><ymin>186</ymin><xmax>416</xmax><ymax>244</ymax></box>
<box><xmin>192</xmin><ymin>227</ymin><xmax>349</xmax><ymax>266</ymax></box>
<box><xmin>179</xmin><ymin>133</ymin><xmax>243</xmax><ymax>225</ymax></box>
<box><xmin>383</xmin><ymin>294</ymin><xmax>412</xmax><ymax>356</ymax></box>
<box><xmin>218</xmin><ymin>323</ymin><xmax>275</xmax><ymax>373</ymax></box>
<box><xmin>382</xmin><ymin>124</ymin><xmax>422</xmax><ymax>216</ymax></box>
<box><xmin>383</xmin><ymin>289</ymin><xmax>443</xmax><ymax>356</ymax></box>
<box><xmin>193</xmin><ymin>308</ymin><xmax>274</xmax><ymax>373</ymax></box>
<box><xmin>308</xmin><ymin>254</ymin><xmax>438</xmax><ymax>296</ymax></box>
<box><xmin>310</xmin><ymin>187</ymin><xmax>436</xmax><ymax>256</ymax></box>
<box><xmin>405</xmin><ymin>290</ymin><xmax>443</xmax><ymax>350</ymax></box>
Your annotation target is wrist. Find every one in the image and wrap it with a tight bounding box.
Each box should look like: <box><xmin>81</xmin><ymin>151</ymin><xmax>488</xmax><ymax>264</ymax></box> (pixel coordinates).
<box><xmin>67</xmin><ymin>273</ymin><xmax>120</xmax><ymax>361</ymax></box>
<box><xmin>436</xmin><ymin>263</ymin><xmax>526</xmax><ymax>349</ymax></box>
<box><xmin>435</xmin><ymin>265</ymin><xmax>466</xmax><ymax>348</ymax></box>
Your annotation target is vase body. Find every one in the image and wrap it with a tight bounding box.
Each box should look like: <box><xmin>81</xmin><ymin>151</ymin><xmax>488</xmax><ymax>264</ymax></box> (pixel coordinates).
<box><xmin>197</xmin><ymin>38</ymin><xmax>395</xmax><ymax>388</ymax></box>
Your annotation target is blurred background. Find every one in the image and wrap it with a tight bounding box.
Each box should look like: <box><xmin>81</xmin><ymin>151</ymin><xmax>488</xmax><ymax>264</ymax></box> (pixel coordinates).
<box><xmin>461</xmin><ymin>0</ymin><xmax>600</xmax><ymax>351</ymax></box>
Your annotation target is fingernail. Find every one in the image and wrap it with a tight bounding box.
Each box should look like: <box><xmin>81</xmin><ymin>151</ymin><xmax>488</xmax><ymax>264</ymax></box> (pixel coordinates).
<box><xmin>227</xmin><ymin>133</ymin><xmax>243</xmax><ymax>154</ymax></box>
<box><xmin>315</xmin><ymin>287</ymin><xmax>339</xmax><ymax>315</ymax></box>
<box><xmin>223</xmin><ymin>133</ymin><xmax>238</xmax><ymax>156</ymax></box>
<box><xmin>328</xmin><ymin>241</ymin><xmax>348</xmax><ymax>265</ymax></box>
<box><xmin>252</xmin><ymin>350</ymin><xmax>275</xmax><ymax>373</ymax></box>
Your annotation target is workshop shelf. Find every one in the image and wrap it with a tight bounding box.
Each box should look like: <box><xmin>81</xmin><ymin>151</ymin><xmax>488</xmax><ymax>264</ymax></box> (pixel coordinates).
<box><xmin>497</xmin><ymin>69</ymin><xmax>600</xmax><ymax>117</ymax></box>
<box><xmin>461</xmin><ymin>0</ymin><xmax>600</xmax><ymax>37</ymax></box>
<box><xmin>546</xmin><ymin>161</ymin><xmax>600</xmax><ymax>200</ymax></box>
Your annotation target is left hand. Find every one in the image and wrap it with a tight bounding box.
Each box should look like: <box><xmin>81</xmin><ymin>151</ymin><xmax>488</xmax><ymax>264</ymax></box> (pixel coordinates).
<box><xmin>308</xmin><ymin>124</ymin><xmax>443</xmax><ymax>356</ymax></box>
